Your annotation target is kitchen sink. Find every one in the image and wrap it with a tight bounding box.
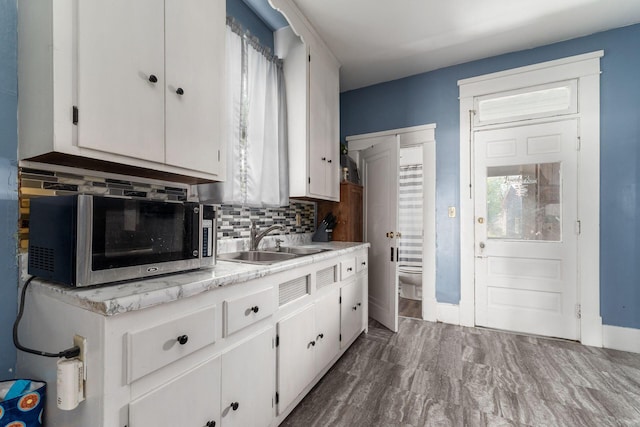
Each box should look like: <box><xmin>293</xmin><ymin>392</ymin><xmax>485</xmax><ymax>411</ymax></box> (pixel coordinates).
<box><xmin>218</xmin><ymin>251</ymin><xmax>297</xmax><ymax>264</ymax></box>
<box><xmin>218</xmin><ymin>247</ymin><xmax>331</xmax><ymax>264</ymax></box>
<box><xmin>264</xmin><ymin>246</ymin><xmax>330</xmax><ymax>256</ymax></box>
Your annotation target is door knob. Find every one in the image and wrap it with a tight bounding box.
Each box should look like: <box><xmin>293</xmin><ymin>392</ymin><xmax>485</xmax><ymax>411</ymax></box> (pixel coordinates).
<box><xmin>386</xmin><ymin>231</ymin><xmax>395</xmax><ymax>238</ymax></box>
<box><xmin>478</xmin><ymin>217</ymin><xmax>484</xmax><ymax>224</ymax></box>
<box><xmin>148</xmin><ymin>74</ymin><xmax>158</xmax><ymax>83</ymax></box>
<box><xmin>479</xmin><ymin>242</ymin><xmax>485</xmax><ymax>249</ymax></box>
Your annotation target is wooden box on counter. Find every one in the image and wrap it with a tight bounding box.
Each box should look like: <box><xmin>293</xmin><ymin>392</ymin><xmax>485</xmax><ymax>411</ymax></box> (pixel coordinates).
<box><xmin>317</xmin><ymin>182</ymin><xmax>363</xmax><ymax>242</ymax></box>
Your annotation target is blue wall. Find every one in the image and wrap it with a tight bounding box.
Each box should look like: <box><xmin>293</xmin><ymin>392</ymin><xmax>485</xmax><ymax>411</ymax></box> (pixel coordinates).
<box><xmin>0</xmin><ymin>0</ymin><xmax>18</xmax><ymax>379</ymax></box>
<box><xmin>227</xmin><ymin>0</ymin><xmax>275</xmax><ymax>52</ymax></box>
<box><xmin>341</xmin><ymin>24</ymin><xmax>640</xmax><ymax>329</ymax></box>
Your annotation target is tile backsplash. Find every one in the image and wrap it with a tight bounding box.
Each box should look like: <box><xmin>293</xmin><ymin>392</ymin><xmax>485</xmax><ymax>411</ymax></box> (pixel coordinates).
<box><xmin>18</xmin><ymin>165</ymin><xmax>316</xmax><ymax>251</ymax></box>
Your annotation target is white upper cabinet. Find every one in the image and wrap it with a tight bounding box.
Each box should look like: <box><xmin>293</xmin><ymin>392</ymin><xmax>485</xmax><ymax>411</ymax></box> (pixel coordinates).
<box><xmin>271</xmin><ymin>0</ymin><xmax>340</xmax><ymax>201</ymax></box>
<box><xmin>18</xmin><ymin>0</ymin><xmax>226</xmax><ymax>183</ymax></box>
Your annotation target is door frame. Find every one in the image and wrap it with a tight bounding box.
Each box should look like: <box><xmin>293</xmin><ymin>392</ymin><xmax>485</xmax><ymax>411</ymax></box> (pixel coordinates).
<box><xmin>348</xmin><ymin>124</ymin><xmax>437</xmax><ymax>323</ymax></box>
<box><xmin>458</xmin><ymin>51</ymin><xmax>603</xmax><ymax>346</ymax></box>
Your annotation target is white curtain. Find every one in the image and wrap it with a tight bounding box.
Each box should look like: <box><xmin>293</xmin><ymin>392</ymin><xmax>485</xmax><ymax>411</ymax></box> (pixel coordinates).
<box><xmin>198</xmin><ymin>21</ymin><xmax>288</xmax><ymax>207</ymax></box>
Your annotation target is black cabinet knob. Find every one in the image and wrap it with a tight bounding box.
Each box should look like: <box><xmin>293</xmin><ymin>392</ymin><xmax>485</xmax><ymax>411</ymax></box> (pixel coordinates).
<box><xmin>347</xmin><ymin>267</ymin><xmax>353</xmax><ymax>272</ymax></box>
<box><xmin>316</xmin><ymin>333</ymin><xmax>324</xmax><ymax>340</ymax></box>
<box><xmin>177</xmin><ymin>335</ymin><xmax>189</xmax><ymax>345</ymax></box>
<box><xmin>250</xmin><ymin>306</ymin><xmax>259</xmax><ymax>313</ymax></box>
<box><xmin>327</xmin><ymin>159</ymin><xmax>332</xmax><ymax>163</ymax></box>
<box><xmin>230</xmin><ymin>402</ymin><xmax>239</xmax><ymax>411</ymax></box>
<box><xmin>309</xmin><ymin>340</ymin><xmax>316</xmax><ymax>347</ymax></box>
<box><xmin>321</xmin><ymin>157</ymin><xmax>326</xmax><ymax>161</ymax></box>
<box><xmin>148</xmin><ymin>74</ymin><xmax>158</xmax><ymax>83</ymax></box>
<box><xmin>206</xmin><ymin>421</ymin><xmax>216</xmax><ymax>427</ymax></box>
<box><xmin>358</xmin><ymin>302</ymin><xmax>362</xmax><ymax>307</ymax></box>
<box><xmin>176</xmin><ymin>87</ymin><xmax>184</xmax><ymax>95</ymax></box>
<box><xmin>352</xmin><ymin>305</ymin><xmax>358</xmax><ymax>311</ymax></box>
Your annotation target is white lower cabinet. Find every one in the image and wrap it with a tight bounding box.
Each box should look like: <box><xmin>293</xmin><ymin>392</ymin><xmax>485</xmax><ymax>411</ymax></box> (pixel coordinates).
<box><xmin>16</xmin><ymin>246</ymin><xmax>368</xmax><ymax>427</ymax></box>
<box><xmin>276</xmin><ymin>287</ymin><xmax>341</xmax><ymax>412</ymax></box>
<box><xmin>340</xmin><ymin>277</ymin><xmax>366</xmax><ymax>349</ymax></box>
<box><xmin>129</xmin><ymin>356</ymin><xmax>221</xmax><ymax>427</ymax></box>
<box><xmin>221</xmin><ymin>327</ymin><xmax>275</xmax><ymax>427</ymax></box>
<box><xmin>314</xmin><ymin>289</ymin><xmax>341</xmax><ymax>372</ymax></box>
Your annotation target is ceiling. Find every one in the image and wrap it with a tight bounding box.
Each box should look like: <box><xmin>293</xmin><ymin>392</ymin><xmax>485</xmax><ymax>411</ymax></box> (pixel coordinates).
<box><xmin>257</xmin><ymin>0</ymin><xmax>640</xmax><ymax>92</ymax></box>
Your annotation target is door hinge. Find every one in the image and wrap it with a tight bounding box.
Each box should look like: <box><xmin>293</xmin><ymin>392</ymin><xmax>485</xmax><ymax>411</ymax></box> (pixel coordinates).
<box><xmin>575</xmin><ymin>220</ymin><xmax>581</xmax><ymax>235</ymax></box>
<box><xmin>339</xmin><ymin>334</ymin><xmax>342</xmax><ymax>342</ymax></box>
<box><xmin>218</xmin><ymin>150</ymin><xmax>221</xmax><ymax>162</ymax></box>
<box><xmin>72</xmin><ymin>106</ymin><xmax>79</xmax><ymax>125</ymax></box>
<box><xmin>576</xmin><ymin>137</ymin><xmax>581</xmax><ymax>151</ymax></box>
<box><xmin>339</xmin><ymin>296</ymin><xmax>342</xmax><ymax>304</ymax></box>
<box><xmin>276</xmin><ymin>335</ymin><xmax>279</xmax><ymax>347</ymax></box>
<box><xmin>308</xmin><ymin>54</ymin><xmax>311</xmax><ymax>62</ymax></box>
<box><xmin>575</xmin><ymin>304</ymin><xmax>582</xmax><ymax>319</ymax></box>
<box><xmin>308</xmin><ymin>177</ymin><xmax>311</xmax><ymax>184</ymax></box>
<box><xmin>275</xmin><ymin>392</ymin><xmax>279</xmax><ymax>404</ymax></box>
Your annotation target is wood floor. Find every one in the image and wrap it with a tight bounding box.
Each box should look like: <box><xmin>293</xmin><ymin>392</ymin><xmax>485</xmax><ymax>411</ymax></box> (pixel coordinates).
<box><xmin>282</xmin><ymin>317</ymin><xmax>640</xmax><ymax>426</ymax></box>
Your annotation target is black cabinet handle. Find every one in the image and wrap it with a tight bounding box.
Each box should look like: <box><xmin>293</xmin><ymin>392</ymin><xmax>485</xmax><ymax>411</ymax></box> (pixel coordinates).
<box><xmin>327</xmin><ymin>159</ymin><xmax>332</xmax><ymax>163</ymax></box>
<box><xmin>309</xmin><ymin>340</ymin><xmax>316</xmax><ymax>347</ymax></box>
<box><xmin>362</xmin><ymin>262</ymin><xmax>367</xmax><ymax>266</ymax></box>
<box><xmin>206</xmin><ymin>421</ymin><xmax>216</xmax><ymax>427</ymax></box>
<box><xmin>347</xmin><ymin>267</ymin><xmax>353</xmax><ymax>272</ymax></box>
<box><xmin>321</xmin><ymin>157</ymin><xmax>326</xmax><ymax>161</ymax></box>
<box><xmin>250</xmin><ymin>306</ymin><xmax>259</xmax><ymax>314</ymax></box>
<box><xmin>358</xmin><ymin>302</ymin><xmax>362</xmax><ymax>307</ymax></box>
<box><xmin>176</xmin><ymin>87</ymin><xmax>184</xmax><ymax>95</ymax></box>
<box><xmin>177</xmin><ymin>335</ymin><xmax>189</xmax><ymax>345</ymax></box>
<box><xmin>230</xmin><ymin>402</ymin><xmax>239</xmax><ymax>411</ymax></box>
<box><xmin>148</xmin><ymin>74</ymin><xmax>158</xmax><ymax>83</ymax></box>
<box><xmin>316</xmin><ymin>333</ymin><xmax>324</xmax><ymax>340</ymax></box>
<box><xmin>352</xmin><ymin>305</ymin><xmax>358</xmax><ymax>311</ymax></box>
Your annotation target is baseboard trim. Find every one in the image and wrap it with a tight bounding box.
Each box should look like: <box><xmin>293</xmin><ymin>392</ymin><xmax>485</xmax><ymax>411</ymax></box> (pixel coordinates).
<box><xmin>436</xmin><ymin>303</ymin><xmax>460</xmax><ymax>325</ymax></box>
<box><xmin>603</xmin><ymin>325</ymin><xmax>640</xmax><ymax>354</ymax></box>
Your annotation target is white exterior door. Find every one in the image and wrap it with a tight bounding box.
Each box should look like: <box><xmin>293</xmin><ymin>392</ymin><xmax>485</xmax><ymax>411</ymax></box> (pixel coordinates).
<box><xmin>362</xmin><ymin>136</ymin><xmax>399</xmax><ymax>332</ymax></box>
<box><xmin>474</xmin><ymin>120</ymin><xmax>579</xmax><ymax>340</ymax></box>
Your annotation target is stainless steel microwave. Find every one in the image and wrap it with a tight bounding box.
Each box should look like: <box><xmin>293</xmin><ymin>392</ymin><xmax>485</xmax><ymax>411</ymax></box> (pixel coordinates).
<box><xmin>28</xmin><ymin>195</ymin><xmax>216</xmax><ymax>287</ymax></box>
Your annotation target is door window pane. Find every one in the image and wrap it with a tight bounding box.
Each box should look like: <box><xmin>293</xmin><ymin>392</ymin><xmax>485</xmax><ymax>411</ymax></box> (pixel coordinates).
<box><xmin>486</xmin><ymin>163</ymin><xmax>561</xmax><ymax>241</ymax></box>
<box><xmin>474</xmin><ymin>80</ymin><xmax>577</xmax><ymax>126</ymax></box>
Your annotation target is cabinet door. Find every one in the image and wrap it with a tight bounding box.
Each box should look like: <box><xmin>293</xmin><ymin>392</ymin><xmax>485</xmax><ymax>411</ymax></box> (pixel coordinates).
<box><xmin>165</xmin><ymin>0</ymin><xmax>226</xmax><ymax>177</ymax></box>
<box><xmin>129</xmin><ymin>356</ymin><xmax>221</xmax><ymax>427</ymax></box>
<box><xmin>341</xmin><ymin>278</ymin><xmax>365</xmax><ymax>348</ymax></box>
<box><xmin>314</xmin><ymin>288</ymin><xmax>341</xmax><ymax>374</ymax></box>
<box><xmin>308</xmin><ymin>43</ymin><xmax>340</xmax><ymax>200</ymax></box>
<box><xmin>221</xmin><ymin>327</ymin><xmax>275</xmax><ymax>427</ymax></box>
<box><xmin>77</xmin><ymin>0</ymin><xmax>165</xmax><ymax>162</ymax></box>
<box><xmin>276</xmin><ymin>304</ymin><xmax>315</xmax><ymax>413</ymax></box>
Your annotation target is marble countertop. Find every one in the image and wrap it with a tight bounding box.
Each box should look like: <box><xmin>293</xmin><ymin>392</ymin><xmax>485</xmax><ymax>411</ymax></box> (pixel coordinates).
<box><xmin>28</xmin><ymin>242</ymin><xmax>369</xmax><ymax>317</ymax></box>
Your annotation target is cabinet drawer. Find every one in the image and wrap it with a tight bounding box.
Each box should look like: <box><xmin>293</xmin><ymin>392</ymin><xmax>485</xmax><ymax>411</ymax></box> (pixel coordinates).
<box><xmin>356</xmin><ymin>254</ymin><xmax>368</xmax><ymax>273</ymax></box>
<box><xmin>224</xmin><ymin>286</ymin><xmax>276</xmax><ymax>336</ymax></box>
<box><xmin>340</xmin><ymin>258</ymin><xmax>356</xmax><ymax>280</ymax></box>
<box><xmin>126</xmin><ymin>306</ymin><xmax>217</xmax><ymax>383</ymax></box>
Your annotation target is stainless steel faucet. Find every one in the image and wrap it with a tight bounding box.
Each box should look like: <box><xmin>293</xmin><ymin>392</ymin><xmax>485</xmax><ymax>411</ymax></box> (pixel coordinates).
<box><xmin>250</xmin><ymin>221</ymin><xmax>287</xmax><ymax>251</ymax></box>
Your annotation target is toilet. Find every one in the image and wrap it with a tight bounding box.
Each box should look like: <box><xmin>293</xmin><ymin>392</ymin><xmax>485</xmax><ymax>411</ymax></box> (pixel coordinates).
<box><xmin>398</xmin><ymin>265</ymin><xmax>422</xmax><ymax>301</ymax></box>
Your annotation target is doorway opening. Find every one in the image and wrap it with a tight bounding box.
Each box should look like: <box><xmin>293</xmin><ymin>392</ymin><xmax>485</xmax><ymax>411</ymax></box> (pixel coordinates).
<box><xmin>347</xmin><ymin>124</ymin><xmax>436</xmax><ymax>332</ymax></box>
<box><xmin>398</xmin><ymin>146</ymin><xmax>424</xmax><ymax>319</ymax></box>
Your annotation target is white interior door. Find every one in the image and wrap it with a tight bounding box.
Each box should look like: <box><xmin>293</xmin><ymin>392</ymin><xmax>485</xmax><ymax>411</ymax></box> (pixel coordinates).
<box><xmin>474</xmin><ymin>120</ymin><xmax>579</xmax><ymax>340</ymax></box>
<box><xmin>362</xmin><ymin>136</ymin><xmax>399</xmax><ymax>332</ymax></box>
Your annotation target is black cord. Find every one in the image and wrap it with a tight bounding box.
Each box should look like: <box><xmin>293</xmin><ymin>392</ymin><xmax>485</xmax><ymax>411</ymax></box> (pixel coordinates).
<box><xmin>13</xmin><ymin>276</ymin><xmax>80</xmax><ymax>359</ymax></box>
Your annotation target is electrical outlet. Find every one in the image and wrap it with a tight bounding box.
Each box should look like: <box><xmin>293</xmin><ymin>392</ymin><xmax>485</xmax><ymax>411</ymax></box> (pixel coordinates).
<box><xmin>448</xmin><ymin>206</ymin><xmax>456</xmax><ymax>218</ymax></box>
<box><xmin>73</xmin><ymin>335</ymin><xmax>87</xmax><ymax>381</ymax></box>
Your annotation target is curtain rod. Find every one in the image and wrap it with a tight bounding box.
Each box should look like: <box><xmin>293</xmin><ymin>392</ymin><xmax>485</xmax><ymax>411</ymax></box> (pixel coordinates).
<box><xmin>227</xmin><ymin>16</ymin><xmax>282</xmax><ymax>65</ymax></box>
